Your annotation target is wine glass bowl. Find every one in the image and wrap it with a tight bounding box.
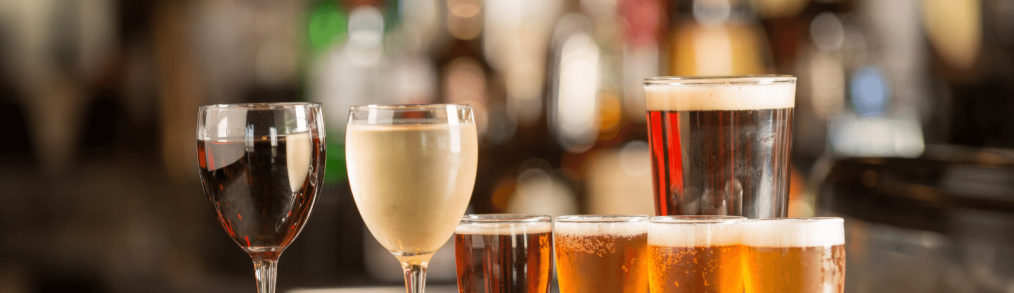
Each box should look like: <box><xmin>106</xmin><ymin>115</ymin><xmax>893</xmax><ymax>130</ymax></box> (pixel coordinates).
<box><xmin>197</xmin><ymin>102</ymin><xmax>326</xmax><ymax>293</ymax></box>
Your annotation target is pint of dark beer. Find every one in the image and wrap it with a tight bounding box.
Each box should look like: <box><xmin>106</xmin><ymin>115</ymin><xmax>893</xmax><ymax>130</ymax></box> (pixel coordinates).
<box><xmin>454</xmin><ymin>214</ymin><xmax>553</xmax><ymax>293</ymax></box>
<box><xmin>644</xmin><ymin>76</ymin><xmax>795</xmax><ymax>218</ymax></box>
<box><xmin>647</xmin><ymin>216</ymin><xmax>745</xmax><ymax>293</ymax></box>
<box><xmin>554</xmin><ymin>215</ymin><xmax>649</xmax><ymax>293</ymax></box>
<box><xmin>741</xmin><ymin>218</ymin><xmax>846</xmax><ymax>293</ymax></box>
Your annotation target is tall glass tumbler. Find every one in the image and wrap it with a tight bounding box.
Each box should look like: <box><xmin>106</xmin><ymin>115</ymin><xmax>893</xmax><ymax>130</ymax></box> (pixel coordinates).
<box><xmin>741</xmin><ymin>218</ymin><xmax>846</xmax><ymax>293</ymax></box>
<box><xmin>647</xmin><ymin>215</ymin><xmax>745</xmax><ymax>293</ymax></box>
<box><xmin>555</xmin><ymin>215</ymin><xmax>649</xmax><ymax>293</ymax></box>
<box><xmin>644</xmin><ymin>76</ymin><xmax>795</xmax><ymax>218</ymax></box>
<box><xmin>454</xmin><ymin>215</ymin><xmax>553</xmax><ymax>293</ymax></box>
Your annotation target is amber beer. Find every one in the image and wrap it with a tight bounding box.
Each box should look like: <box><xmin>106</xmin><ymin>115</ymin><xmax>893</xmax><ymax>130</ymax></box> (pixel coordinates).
<box><xmin>741</xmin><ymin>218</ymin><xmax>846</xmax><ymax>293</ymax></box>
<box><xmin>454</xmin><ymin>215</ymin><xmax>553</xmax><ymax>293</ymax></box>
<box><xmin>647</xmin><ymin>216</ymin><xmax>744</xmax><ymax>293</ymax></box>
<box><xmin>644</xmin><ymin>76</ymin><xmax>795</xmax><ymax>218</ymax></box>
<box><xmin>554</xmin><ymin>215</ymin><xmax>649</xmax><ymax>293</ymax></box>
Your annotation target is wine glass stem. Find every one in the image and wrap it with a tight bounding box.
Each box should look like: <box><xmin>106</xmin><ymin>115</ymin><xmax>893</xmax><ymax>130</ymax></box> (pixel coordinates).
<box><xmin>402</xmin><ymin>262</ymin><xmax>427</xmax><ymax>293</ymax></box>
<box><xmin>254</xmin><ymin>259</ymin><xmax>278</xmax><ymax>293</ymax></box>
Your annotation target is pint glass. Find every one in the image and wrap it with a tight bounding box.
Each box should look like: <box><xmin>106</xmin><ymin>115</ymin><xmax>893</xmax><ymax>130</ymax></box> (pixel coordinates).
<box><xmin>454</xmin><ymin>214</ymin><xmax>553</xmax><ymax>293</ymax></box>
<box><xmin>741</xmin><ymin>218</ymin><xmax>846</xmax><ymax>293</ymax></box>
<box><xmin>647</xmin><ymin>216</ymin><xmax>745</xmax><ymax>293</ymax></box>
<box><xmin>644</xmin><ymin>76</ymin><xmax>795</xmax><ymax>218</ymax></box>
<box><xmin>554</xmin><ymin>215</ymin><xmax>649</xmax><ymax>293</ymax></box>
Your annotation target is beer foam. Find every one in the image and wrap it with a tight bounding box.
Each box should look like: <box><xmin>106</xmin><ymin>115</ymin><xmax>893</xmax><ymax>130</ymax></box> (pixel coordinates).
<box><xmin>554</xmin><ymin>221</ymin><xmax>648</xmax><ymax>237</ymax></box>
<box><xmin>648</xmin><ymin>222</ymin><xmax>741</xmax><ymax>247</ymax></box>
<box><xmin>644</xmin><ymin>81</ymin><xmax>795</xmax><ymax>111</ymax></box>
<box><xmin>455</xmin><ymin>222</ymin><xmax>552</xmax><ymax>235</ymax></box>
<box><xmin>740</xmin><ymin>218</ymin><xmax>845</xmax><ymax>247</ymax></box>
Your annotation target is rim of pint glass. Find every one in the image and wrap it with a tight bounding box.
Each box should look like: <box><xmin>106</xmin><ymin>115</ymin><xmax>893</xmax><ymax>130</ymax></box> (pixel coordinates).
<box><xmin>650</xmin><ymin>215</ymin><xmax>746</xmax><ymax>224</ymax></box>
<box><xmin>556</xmin><ymin>215</ymin><xmax>649</xmax><ymax>223</ymax></box>
<box><xmin>199</xmin><ymin>102</ymin><xmax>321</xmax><ymax>110</ymax></box>
<box><xmin>460</xmin><ymin>214</ymin><xmax>552</xmax><ymax>224</ymax></box>
<box><xmin>643</xmin><ymin>75</ymin><xmax>796</xmax><ymax>86</ymax></box>
<box><xmin>349</xmin><ymin>103</ymin><xmax>473</xmax><ymax>111</ymax></box>
<box><xmin>739</xmin><ymin>217</ymin><xmax>844</xmax><ymax>226</ymax></box>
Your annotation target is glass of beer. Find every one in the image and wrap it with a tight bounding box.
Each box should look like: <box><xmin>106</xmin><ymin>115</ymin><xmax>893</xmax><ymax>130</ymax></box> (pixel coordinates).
<box><xmin>346</xmin><ymin>104</ymin><xmax>478</xmax><ymax>293</ymax></box>
<box><xmin>647</xmin><ymin>215</ymin><xmax>745</xmax><ymax>293</ymax></box>
<box><xmin>454</xmin><ymin>214</ymin><xmax>553</xmax><ymax>293</ymax></box>
<box><xmin>644</xmin><ymin>76</ymin><xmax>795</xmax><ymax>218</ymax></box>
<box><xmin>554</xmin><ymin>215</ymin><xmax>650</xmax><ymax>293</ymax></box>
<box><xmin>741</xmin><ymin>217</ymin><xmax>846</xmax><ymax>293</ymax></box>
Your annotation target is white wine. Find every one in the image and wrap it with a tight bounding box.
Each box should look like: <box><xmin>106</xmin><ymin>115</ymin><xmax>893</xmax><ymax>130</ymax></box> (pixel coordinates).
<box><xmin>346</xmin><ymin>123</ymin><xmax>479</xmax><ymax>260</ymax></box>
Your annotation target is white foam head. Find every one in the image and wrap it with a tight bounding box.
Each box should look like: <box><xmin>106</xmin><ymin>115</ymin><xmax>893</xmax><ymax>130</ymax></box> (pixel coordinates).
<box><xmin>740</xmin><ymin>218</ymin><xmax>845</xmax><ymax>248</ymax></box>
<box><xmin>644</xmin><ymin>76</ymin><xmax>795</xmax><ymax>111</ymax></box>
<box><xmin>648</xmin><ymin>216</ymin><xmax>744</xmax><ymax>247</ymax></box>
<box><xmin>554</xmin><ymin>215</ymin><xmax>649</xmax><ymax>237</ymax></box>
<box><xmin>455</xmin><ymin>215</ymin><xmax>553</xmax><ymax>235</ymax></box>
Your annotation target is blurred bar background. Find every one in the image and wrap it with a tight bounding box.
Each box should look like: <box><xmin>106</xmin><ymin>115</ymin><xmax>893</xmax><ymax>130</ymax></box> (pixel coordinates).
<box><xmin>0</xmin><ymin>0</ymin><xmax>1012</xmax><ymax>292</ymax></box>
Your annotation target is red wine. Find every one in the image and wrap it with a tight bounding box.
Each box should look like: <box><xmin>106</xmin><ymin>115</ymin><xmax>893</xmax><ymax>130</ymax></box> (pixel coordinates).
<box><xmin>197</xmin><ymin>133</ymin><xmax>325</xmax><ymax>259</ymax></box>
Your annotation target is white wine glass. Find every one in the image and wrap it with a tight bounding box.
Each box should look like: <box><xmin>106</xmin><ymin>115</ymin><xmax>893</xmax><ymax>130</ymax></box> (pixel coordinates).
<box><xmin>197</xmin><ymin>102</ymin><xmax>326</xmax><ymax>293</ymax></box>
<box><xmin>345</xmin><ymin>104</ymin><xmax>478</xmax><ymax>293</ymax></box>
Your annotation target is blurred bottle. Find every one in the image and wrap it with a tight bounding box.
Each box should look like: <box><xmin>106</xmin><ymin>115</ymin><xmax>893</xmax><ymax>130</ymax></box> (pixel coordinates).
<box><xmin>667</xmin><ymin>0</ymin><xmax>772</xmax><ymax>76</ymax></box>
<box><xmin>619</xmin><ymin>0</ymin><xmax>665</xmax><ymax>124</ymax></box>
<box><xmin>776</xmin><ymin>0</ymin><xmax>851</xmax><ymax>164</ymax></box>
<box><xmin>544</xmin><ymin>0</ymin><xmax>660</xmax><ymax>215</ymax></box>
<box><xmin>927</xmin><ymin>0</ymin><xmax>1014</xmax><ymax>148</ymax></box>
<box><xmin>484</xmin><ymin>0</ymin><xmax>564</xmax><ymax>128</ymax></box>
<box><xmin>304</xmin><ymin>0</ymin><xmax>349</xmax><ymax>69</ymax></box>
<box><xmin>569</xmin><ymin>0</ymin><xmax>661</xmax><ymax>147</ymax></box>
<box><xmin>384</xmin><ymin>0</ymin><xmax>440</xmax><ymax>105</ymax></box>
<box><xmin>824</xmin><ymin>0</ymin><xmax>926</xmax><ymax>159</ymax></box>
<box><xmin>546</xmin><ymin>0</ymin><xmax>656</xmax><ymax>151</ymax></box>
<box><xmin>435</xmin><ymin>0</ymin><xmax>500</xmax><ymax>139</ymax></box>
<box><xmin>8</xmin><ymin>0</ymin><xmax>118</xmax><ymax>175</ymax></box>
<box><xmin>309</xmin><ymin>2</ymin><xmax>391</xmax><ymax>186</ymax></box>
<box><xmin>549</xmin><ymin>11</ymin><xmax>603</xmax><ymax>155</ymax></box>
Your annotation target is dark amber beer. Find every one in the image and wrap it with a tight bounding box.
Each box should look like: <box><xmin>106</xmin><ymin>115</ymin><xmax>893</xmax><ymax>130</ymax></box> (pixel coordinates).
<box><xmin>555</xmin><ymin>215</ymin><xmax>649</xmax><ymax>293</ymax></box>
<box><xmin>647</xmin><ymin>216</ymin><xmax>745</xmax><ymax>293</ymax></box>
<box><xmin>741</xmin><ymin>218</ymin><xmax>846</xmax><ymax>293</ymax></box>
<box><xmin>644</xmin><ymin>76</ymin><xmax>795</xmax><ymax>218</ymax></box>
<box><xmin>454</xmin><ymin>215</ymin><xmax>553</xmax><ymax>293</ymax></box>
